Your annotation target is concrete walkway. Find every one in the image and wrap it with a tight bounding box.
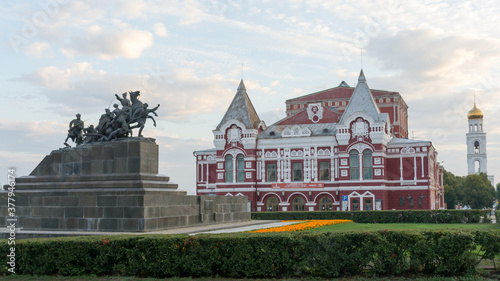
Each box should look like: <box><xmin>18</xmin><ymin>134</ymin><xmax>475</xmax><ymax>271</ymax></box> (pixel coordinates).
<box><xmin>0</xmin><ymin>220</ymin><xmax>298</xmax><ymax>239</ymax></box>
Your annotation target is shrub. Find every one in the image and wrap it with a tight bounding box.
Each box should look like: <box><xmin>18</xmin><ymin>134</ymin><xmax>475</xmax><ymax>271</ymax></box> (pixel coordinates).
<box><xmin>1</xmin><ymin>230</ymin><xmax>499</xmax><ymax>278</ymax></box>
<box><xmin>251</xmin><ymin>209</ymin><xmax>490</xmax><ymax>223</ymax></box>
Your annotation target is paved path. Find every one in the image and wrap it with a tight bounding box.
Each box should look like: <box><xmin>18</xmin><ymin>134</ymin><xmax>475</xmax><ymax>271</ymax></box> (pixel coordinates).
<box><xmin>0</xmin><ymin>220</ymin><xmax>298</xmax><ymax>239</ymax></box>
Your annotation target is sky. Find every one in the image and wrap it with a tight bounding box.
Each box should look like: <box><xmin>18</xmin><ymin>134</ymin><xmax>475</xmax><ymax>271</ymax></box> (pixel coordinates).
<box><xmin>1</xmin><ymin>0</ymin><xmax>500</xmax><ymax>194</ymax></box>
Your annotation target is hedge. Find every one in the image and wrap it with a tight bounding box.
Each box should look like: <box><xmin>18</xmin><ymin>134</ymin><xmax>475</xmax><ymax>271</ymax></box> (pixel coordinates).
<box><xmin>251</xmin><ymin>209</ymin><xmax>493</xmax><ymax>223</ymax></box>
<box><xmin>2</xmin><ymin>229</ymin><xmax>500</xmax><ymax>278</ymax></box>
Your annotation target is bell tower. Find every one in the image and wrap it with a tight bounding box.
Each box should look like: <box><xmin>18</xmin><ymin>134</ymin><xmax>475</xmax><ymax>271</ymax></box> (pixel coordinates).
<box><xmin>466</xmin><ymin>101</ymin><xmax>494</xmax><ymax>185</ymax></box>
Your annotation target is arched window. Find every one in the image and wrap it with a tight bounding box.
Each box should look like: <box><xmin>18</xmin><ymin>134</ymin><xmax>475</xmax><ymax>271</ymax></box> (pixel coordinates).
<box><xmin>475</xmin><ymin>160</ymin><xmax>481</xmax><ymax>173</ymax></box>
<box><xmin>266</xmin><ymin>197</ymin><xmax>279</xmax><ymax>212</ymax></box>
<box><xmin>352</xmin><ymin>199</ymin><xmax>359</xmax><ymax>211</ymax></box>
<box><xmin>292</xmin><ymin>197</ymin><xmax>305</xmax><ymax>211</ymax></box>
<box><xmin>225</xmin><ymin>155</ymin><xmax>233</xmax><ymax>182</ymax></box>
<box><xmin>318</xmin><ymin>196</ymin><xmax>333</xmax><ymax>211</ymax></box>
<box><xmin>474</xmin><ymin>141</ymin><xmax>480</xmax><ymax>154</ymax></box>
<box><xmin>350</xmin><ymin>150</ymin><xmax>359</xmax><ymax>180</ymax></box>
<box><xmin>364</xmin><ymin>199</ymin><xmax>372</xmax><ymax>210</ymax></box>
<box><xmin>236</xmin><ymin>154</ymin><xmax>245</xmax><ymax>182</ymax></box>
<box><xmin>363</xmin><ymin>150</ymin><xmax>373</xmax><ymax>180</ymax></box>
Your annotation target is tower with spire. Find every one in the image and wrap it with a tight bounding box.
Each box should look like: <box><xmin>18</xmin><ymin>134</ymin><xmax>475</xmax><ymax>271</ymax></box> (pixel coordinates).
<box><xmin>466</xmin><ymin>100</ymin><xmax>494</xmax><ymax>186</ymax></box>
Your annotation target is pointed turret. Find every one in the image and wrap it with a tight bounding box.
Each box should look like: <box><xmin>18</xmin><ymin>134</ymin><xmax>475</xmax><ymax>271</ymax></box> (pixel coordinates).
<box><xmin>216</xmin><ymin>80</ymin><xmax>261</xmax><ymax>130</ymax></box>
<box><xmin>339</xmin><ymin>69</ymin><xmax>381</xmax><ymax>123</ymax></box>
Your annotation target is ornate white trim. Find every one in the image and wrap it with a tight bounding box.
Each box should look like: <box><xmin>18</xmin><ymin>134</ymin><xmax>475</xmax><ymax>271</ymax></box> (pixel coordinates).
<box><xmin>282</xmin><ymin>125</ymin><xmax>311</xmax><ymax>138</ymax></box>
<box><xmin>351</xmin><ymin>118</ymin><xmax>369</xmax><ymax>139</ymax></box>
<box><xmin>307</xmin><ymin>103</ymin><xmax>323</xmax><ymax>123</ymax></box>
<box><xmin>401</xmin><ymin>146</ymin><xmax>416</xmax><ymax>154</ymax></box>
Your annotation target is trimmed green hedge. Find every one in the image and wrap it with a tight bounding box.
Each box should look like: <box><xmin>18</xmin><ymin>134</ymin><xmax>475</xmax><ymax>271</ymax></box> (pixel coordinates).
<box><xmin>2</xmin><ymin>230</ymin><xmax>500</xmax><ymax>278</ymax></box>
<box><xmin>251</xmin><ymin>209</ymin><xmax>492</xmax><ymax>223</ymax></box>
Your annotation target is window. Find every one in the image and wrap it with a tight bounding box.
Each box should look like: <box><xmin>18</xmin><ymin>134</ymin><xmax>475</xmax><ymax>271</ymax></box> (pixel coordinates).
<box><xmin>267</xmin><ymin>163</ymin><xmax>277</xmax><ymax>182</ymax></box>
<box><xmin>225</xmin><ymin>155</ymin><xmax>233</xmax><ymax>183</ymax></box>
<box><xmin>363</xmin><ymin>150</ymin><xmax>373</xmax><ymax>180</ymax></box>
<box><xmin>364</xmin><ymin>199</ymin><xmax>372</xmax><ymax>210</ymax></box>
<box><xmin>266</xmin><ymin>197</ymin><xmax>279</xmax><ymax>212</ymax></box>
<box><xmin>350</xmin><ymin>150</ymin><xmax>359</xmax><ymax>180</ymax></box>
<box><xmin>292</xmin><ymin>197</ymin><xmax>305</xmax><ymax>211</ymax></box>
<box><xmin>236</xmin><ymin>155</ymin><xmax>244</xmax><ymax>182</ymax></box>
<box><xmin>418</xmin><ymin>194</ymin><xmax>423</xmax><ymax>207</ymax></box>
<box><xmin>352</xmin><ymin>199</ymin><xmax>359</xmax><ymax>211</ymax></box>
<box><xmin>399</xmin><ymin>197</ymin><xmax>405</xmax><ymax>206</ymax></box>
<box><xmin>319</xmin><ymin>196</ymin><xmax>333</xmax><ymax>211</ymax></box>
<box><xmin>408</xmin><ymin>195</ymin><xmax>414</xmax><ymax>208</ymax></box>
<box><xmin>474</xmin><ymin>141</ymin><xmax>480</xmax><ymax>154</ymax></box>
<box><xmin>319</xmin><ymin>162</ymin><xmax>330</xmax><ymax>181</ymax></box>
<box><xmin>293</xmin><ymin>162</ymin><xmax>303</xmax><ymax>181</ymax></box>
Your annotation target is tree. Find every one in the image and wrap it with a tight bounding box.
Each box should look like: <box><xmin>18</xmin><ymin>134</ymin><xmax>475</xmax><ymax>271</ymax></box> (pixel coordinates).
<box><xmin>443</xmin><ymin>169</ymin><xmax>464</xmax><ymax>209</ymax></box>
<box><xmin>461</xmin><ymin>173</ymin><xmax>496</xmax><ymax>209</ymax></box>
<box><xmin>496</xmin><ymin>183</ymin><xmax>500</xmax><ymax>200</ymax></box>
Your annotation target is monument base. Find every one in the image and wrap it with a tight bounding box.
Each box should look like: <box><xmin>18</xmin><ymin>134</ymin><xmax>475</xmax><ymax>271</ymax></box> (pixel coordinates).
<box><xmin>0</xmin><ymin>138</ymin><xmax>250</xmax><ymax>233</ymax></box>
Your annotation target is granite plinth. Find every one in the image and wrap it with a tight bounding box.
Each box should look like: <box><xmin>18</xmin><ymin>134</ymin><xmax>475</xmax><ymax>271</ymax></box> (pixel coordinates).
<box><xmin>1</xmin><ymin>138</ymin><xmax>250</xmax><ymax>233</ymax></box>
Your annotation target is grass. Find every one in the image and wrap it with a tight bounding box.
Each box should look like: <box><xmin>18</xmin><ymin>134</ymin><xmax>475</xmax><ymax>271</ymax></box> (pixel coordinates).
<box><xmin>307</xmin><ymin>222</ymin><xmax>500</xmax><ymax>232</ymax></box>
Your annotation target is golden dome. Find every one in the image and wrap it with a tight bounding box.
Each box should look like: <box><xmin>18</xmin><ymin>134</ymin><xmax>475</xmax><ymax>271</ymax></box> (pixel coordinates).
<box><xmin>467</xmin><ymin>103</ymin><xmax>483</xmax><ymax>120</ymax></box>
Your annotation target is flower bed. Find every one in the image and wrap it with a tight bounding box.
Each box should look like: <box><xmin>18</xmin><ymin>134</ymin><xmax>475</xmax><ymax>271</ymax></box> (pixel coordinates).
<box><xmin>250</xmin><ymin>219</ymin><xmax>353</xmax><ymax>233</ymax></box>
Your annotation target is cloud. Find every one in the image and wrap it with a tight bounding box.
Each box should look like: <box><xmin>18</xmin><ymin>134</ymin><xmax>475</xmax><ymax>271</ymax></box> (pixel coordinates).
<box><xmin>24</xmin><ymin>42</ymin><xmax>53</xmax><ymax>58</ymax></box>
<box><xmin>18</xmin><ymin>62</ymin><xmax>95</xmax><ymax>90</ymax></box>
<box><xmin>60</xmin><ymin>25</ymin><xmax>153</xmax><ymax>60</ymax></box>
<box><xmin>154</xmin><ymin>22</ymin><xmax>167</xmax><ymax>37</ymax></box>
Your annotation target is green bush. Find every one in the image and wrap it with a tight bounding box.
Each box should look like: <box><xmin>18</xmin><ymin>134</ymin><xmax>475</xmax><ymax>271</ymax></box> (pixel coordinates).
<box><xmin>251</xmin><ymin>209</ymin><xmax>490</xmax><ymax>223</ymax></box>
<box><xmin>1</xmin><ymin>230</ymin><xmax>499</xmax><ymax>278</ymax></box>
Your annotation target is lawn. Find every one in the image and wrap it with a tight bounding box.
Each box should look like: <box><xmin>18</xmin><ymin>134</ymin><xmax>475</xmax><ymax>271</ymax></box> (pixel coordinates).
<box><xmin>308</xmin><ymin>222</ymin><xmax>500</xmax><ymax>232</ymax></box>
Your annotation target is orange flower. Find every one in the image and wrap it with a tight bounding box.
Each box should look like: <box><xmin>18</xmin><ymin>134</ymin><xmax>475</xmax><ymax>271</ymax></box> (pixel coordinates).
<box><xmin>250</xmin><ymin>219</ymin><xmax>353</xmax><ymax>233</ymax></box>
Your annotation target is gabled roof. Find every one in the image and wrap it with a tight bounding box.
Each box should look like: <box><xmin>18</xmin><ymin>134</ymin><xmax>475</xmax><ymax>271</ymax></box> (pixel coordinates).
<box><xmin>216</xmin><ymin>80</ymin><xmax>261</xmax><ymax>130</ymax></box>
<box><xmin>286</xmin><ymin>83</ymin><xmax>399</xmax><ymax>103</ymax></box>
<box><xmin>275</xmin><ymin>106</ymin><xmax>342</xmax><ymax>125</ymax></box>
<box><xmin>339</xmin><ymin>70</ymin><xmax>381</xmax><ymax>123</ymax></box>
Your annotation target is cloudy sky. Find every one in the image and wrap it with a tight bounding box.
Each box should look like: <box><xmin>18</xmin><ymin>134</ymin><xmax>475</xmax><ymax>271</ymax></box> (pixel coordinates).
<box><xmin>2</xmin><ymin>0</ymin><xmax>500</xmax><ymax>193</ymax></box>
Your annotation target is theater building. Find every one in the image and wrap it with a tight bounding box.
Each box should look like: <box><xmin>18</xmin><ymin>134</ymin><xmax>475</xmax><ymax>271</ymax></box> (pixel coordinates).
<box><xmin>194</xmin><ymin>70</ymin><xmax>445</xmax><ymax>211</ymax></box>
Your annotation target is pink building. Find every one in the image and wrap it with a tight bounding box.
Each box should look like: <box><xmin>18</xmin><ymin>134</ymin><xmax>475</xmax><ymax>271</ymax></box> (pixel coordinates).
<box><xmin>194</xmin><ymin>70</ymin><xmax>444</xmax><ymax>212</ymax></box>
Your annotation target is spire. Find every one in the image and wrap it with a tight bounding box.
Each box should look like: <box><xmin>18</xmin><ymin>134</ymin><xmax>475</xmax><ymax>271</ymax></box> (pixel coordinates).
<box><xmin>216</xmin><ymin>80</ymin><xmax>261</xmax><ymax>130</ymax></box>
<box><xmin>358</xmin><ymin>69</ymin><xmax>366</xmax><ymax>83</ymax></box>
<box><xmin>339</xmin><ymin>69</ymin><xmax>381</xmax><ymax>123</ymax></box>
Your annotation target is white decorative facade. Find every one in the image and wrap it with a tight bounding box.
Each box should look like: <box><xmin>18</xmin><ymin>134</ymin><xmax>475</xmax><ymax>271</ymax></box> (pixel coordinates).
<box><xmin>194</xmin><ymin>70</ymin><xmax>445</xmax><ymax>212</ymax></box>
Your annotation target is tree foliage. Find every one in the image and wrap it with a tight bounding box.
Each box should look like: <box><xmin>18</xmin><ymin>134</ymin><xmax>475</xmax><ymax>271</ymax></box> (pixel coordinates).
<box><xmin>443</xmin><ymin>170</ymin><xmax>495</xmax><ymax>209</ymax></box>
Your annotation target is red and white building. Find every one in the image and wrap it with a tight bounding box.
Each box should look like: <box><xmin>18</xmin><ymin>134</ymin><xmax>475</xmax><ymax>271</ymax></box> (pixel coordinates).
<box><xmin>194</xmin><ymin>70</ymin><xmax>445</xmax><ymax>212</ymax></box>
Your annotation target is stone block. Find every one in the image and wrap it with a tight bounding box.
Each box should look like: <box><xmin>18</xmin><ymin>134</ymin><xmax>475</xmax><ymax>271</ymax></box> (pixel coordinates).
<box><xmin>103</xmin><ymin>207</ymin><xmax>124</xmax><ymax>218</ymax></box>
<box><xmin>83</xmin><ymin>207</ymin><xmax>103</xmax><ymax>218</ymax></box>
<box><xmin>114</xmin><ymin>158</ymin><xmax>127</xmax><ymax>173</ymax></box>
<box><xmin>128</xmin><ymin>141</ymin><xmax>140</xmax><ymax>157</ymax></box>
<box><xmin>117</xmin><ymin>196</ymin><xmax>138</xmax><ymax>207</ymax></box>
<box><xmin>97</xmin><ymin>196</ymin><xmax>116</xmax><ymax>207</ymax></box>
<box><xmin>144</xmin><ymin>218</ymin><xmax>158</xmax><ymax>230</ymax></box>
<box><xmin>23</xmin><ymin>218</ymin><xmax>41</xmax><ymax>229</ymax></box>
<box><xmin>91</xmin><ymin>146</ymin><xmax>104</xmax><ymax>161</ymax></box>
<box><xmin>81</xmin><ymin>149</ymin><xmax>91</xmax><ymax>162</ymax></box>
<box><xmin>115</xmin><ymin>142</ymin><xmax>128</xmax><ymax>158</ymax></box>
<box><xmin>61</xmin><ymin>218</ymin><xmax>79</xmax><ymax>229</ymax></box>
<box><xmin>41</xmin><ymin>218</ymin><xmax>60</xmax><ymax>229</ymax></box>
<box><xmin>79</xmin><ymin>196</ymin><xmax>96</xmax><ymax>207</ymax></box>
<box><xmin>65</xmin><ymin>207</ymin><xmax>84</xmax><ymax>218</ymax></box>
<box><xmin>60</xmin><ymin>196</ymin><xmax>79</xmax><ymax>206</ymax></box>
<box><xmin>122</xmin><ymin>218</ymin><xmax>141</xmax><ymax>231</ymax></box>
<box><xmin>82</xmin><ymin>162</ymin><xmax>91</xmax><ymax>175</ymax></box>
<box><xmin>124</xmin><ymin>207</ymin><xmax>144</xmax><ymax>218</ymax></box>
<box><xmin>128</xmin><ymin>157</ymin><xmax>140</xmax><ymax>173</ymax></box>
<box><xmin>30</xmin><ymin>196</ymin><xmax>43</xmax><ymax>206</ymax></box>
<box><xmin>144</xmin><ymin>207</ymin><xmax>160</xmax><ymax>218</ymax></box>
<box><xmin>91</xmin><ymin>160</ymin><xmax>103</xmax><ymax>174</ymax></box>
<box><xmin>43</xmin><ymin>197</ymin><xmax>60</xmax><ymax>206</ymax></box>
<box><xmin>98</xmin><ymin>219</ymin><xmax>118</xmax><ymax>231</ymax></box>
<box><xmin>103</xmin><ymin>160</ymin><xmax>114</xmax><ymax>174</ymax></box>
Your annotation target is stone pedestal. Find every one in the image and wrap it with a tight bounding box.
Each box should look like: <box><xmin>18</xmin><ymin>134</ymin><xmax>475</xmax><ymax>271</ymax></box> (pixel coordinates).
<box><xmin>0</xmin><ymin>138</ymin><xmax>250</xmax><ymax>232</ymax></box>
